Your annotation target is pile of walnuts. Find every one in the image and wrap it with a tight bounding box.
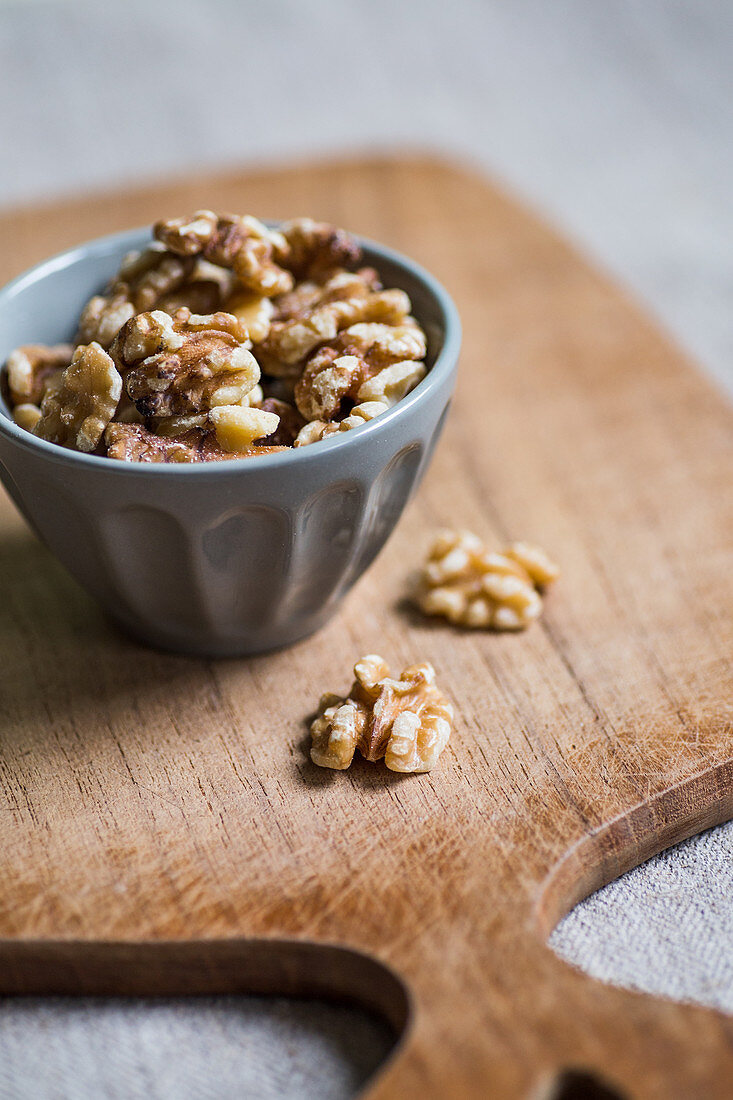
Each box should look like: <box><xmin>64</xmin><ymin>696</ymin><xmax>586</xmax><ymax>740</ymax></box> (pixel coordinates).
<box><xmin>2</xmin><ymin>214</ymin><xmax>428</xmax><ymax>462</ymax></box>
<box><xmin>310</xmin><ymin>534</ymin><xmax>560</xmax><ymax>773</ymax></box>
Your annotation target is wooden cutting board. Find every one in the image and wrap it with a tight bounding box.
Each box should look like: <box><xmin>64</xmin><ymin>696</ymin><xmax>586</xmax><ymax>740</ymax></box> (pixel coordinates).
<box><xmin>0</xmin><ymin>157</ymin><xmax>731</xmax><ymax>1099</ymax></box>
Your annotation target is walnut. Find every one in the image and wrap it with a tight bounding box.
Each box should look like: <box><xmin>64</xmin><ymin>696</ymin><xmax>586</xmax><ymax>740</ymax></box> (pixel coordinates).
<box><xmin>280</xmin><ymin>217</ymin><xmax>362</xmax><ymax>279</ymax></box>
<box><xmin>75</xmin><ymin>244</ymin><xmax>196</xmax><ymax>348</ymax></box>
<box><xmin>254</xmin><ymin>398</ymin><xmax>305</xmax><ymax>446</ymax></box>
<box><xmin>222</xmin><ymin>288</ymin><xmax>275</xmax><ymax>342</ymax></box>
<box><xmin>243</xmin><ymin>383</ymin><xmax>265</xmax><ymax>407</ymax></box>
<box><xmin>153</xmin><ymin>413</ymin><xmax>208</xmax><ymax>436</ymax></box>
<box><xmin>354</xmin><ymin>267</ymin><xmax>382</xmax><ymax>291</ymax></box>
<box><xmin>150</xmin><ymin>387</ymin><xmax>264</xmax><ymax>441</ymax></box>
<box><xmin>105</xmin><ymin>423</ymin><xmax>203</xmax><ymax>463</ymax></box>
<box><xmin>35</xmin><ymin>342</ymin><xmax>122</xmax><ymax>452</ymax></box>
<box><xmin>356</xmin><ymin>359</ymin><xmax>426</xmax><ymax>406</ymax></box>
<box><xmin>118</xmin><ymin>243</ymin><xmax>197</xmax><ymax>311</ymax></box>
<box><xmin>294</xmin><ymin>350</ymin><xmax>366</xmax><ymax>421</ymax></box>
<box><xmin>156</xmin><ymin>259</ymin><xmax>233</xmax><ymax>316</ymax></box>
<box><xmin>208</xmin><ymin>405</ymin><xmax>280</xmax><ymax>453</ymax></box>
<box><xmin>417</xmin><ymin>530</ymin><xmax>560</xmax><ymax>630</ymax></box>
<box><xmin>111</xmin><ymin>308</ymin><xmax>183</xmax><ymax>365</ymax></box>
<box><xmin>336</xmin><ymin>400</ymin><xmax>390</xmax><ymax>430</ymax></box>
<box><xmin>13</xmin><ymin>404</ymin><xmax>42</xmax><ymax>432</ymax></box>
<box><xmin>155</xmin><ymin>279</ymin><xmax>222</xmax><ymax>317</ymax></box>
<box><xmin>506</xmin><ymin>541</ymin><xmax>562</xmax><ymax>588</ymax></box>
<box><xmin>339</xmin><ymin>321</ymin><xmax>427</xmax><ymax>367</ymax></box>
<box><xmin>105</xmin><ymin>422</ymin><xmax>284</xmax><ymax>463</ymax></box>
<box><xmin>309</xmin><ymin>655</ymin><xmax>453</xmax><ymax>772</ymax></box>
<box><xmin>293</xmin><ymin>420</ymin><xmax>329</xmax><ymax>447</ymax></box>
<box><xmin>110</xmin><ymin>308</ymin><xmax>259</xmax><ymax>418</ymax></box>
<box><xmin>268</xmin><ymin>268</ymin><xmax>379</xmax><ymax>324</ymax></box>
<box><xmin>152</xmin><ymin>210</ymin><xmax>221</xmax><ymax>255</ymax></box>
<box><xmin>154</xmin><ymin>211</ymin><xmax>293</xmax><ymax>297</ymax></box>
<box><xmin>293</xmin><ymin>401</ymin><xmax>388</xmax><ymax>447</ymax></box>
<box><xmin>257</xmin><ymin>271</ymin><xmax>411</xmax><ymax>371</ymax></box>
<box><xmin>82</xmin><ymin>243</ymin><xmax>218</xmax><ymax>347</ymax></box>
<box><xmin>271</xmin><ymin>279</ymin><xmax>328</xmax><ymax>322</ymax></box>
<box><xmin>4</xmin><ymin>343</ymin><xmax>73</xmax><ymax>406</ymax></box>
<box><xmin>76</xmin><ymin>288</ymin><xmax>137</xmax><ymax>348</ymax></box>
<box><xmin>294</xmin><ymin>321</ymin><xmax>427</xmax><ymax>421</ymax></box>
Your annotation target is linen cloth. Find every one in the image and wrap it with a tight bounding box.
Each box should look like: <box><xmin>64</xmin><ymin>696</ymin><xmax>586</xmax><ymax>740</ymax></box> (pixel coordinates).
<box><xmin>0</xmin><ymin>998</ymin><xmax>393</xmax><ymax>1100</ymax></box>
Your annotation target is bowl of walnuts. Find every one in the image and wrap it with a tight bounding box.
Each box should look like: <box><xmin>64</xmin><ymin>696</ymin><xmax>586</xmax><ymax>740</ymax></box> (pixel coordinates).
<box><xmin>0</xmin><ymin>213</ymin><xmax>460</xmax><ymax>656</ymax></box>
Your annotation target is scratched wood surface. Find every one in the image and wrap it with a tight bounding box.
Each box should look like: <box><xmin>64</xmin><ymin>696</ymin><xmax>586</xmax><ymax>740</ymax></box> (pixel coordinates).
<box><xmin>0</xmin><ymin>158</ymin><xmax>731</xmax><ymax>1099</ymax></box>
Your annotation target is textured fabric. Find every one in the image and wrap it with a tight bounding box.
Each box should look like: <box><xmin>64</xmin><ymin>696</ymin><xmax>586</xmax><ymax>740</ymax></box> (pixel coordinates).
<box><xmin>551</xmin><ymin>822</ymin><xmax>733</xmax><ymax>1012</ymax></box>
<box><xmin>0</xmin><ymin>997</ymin><xmax>393</xmax><ymax>1100</ymax></box>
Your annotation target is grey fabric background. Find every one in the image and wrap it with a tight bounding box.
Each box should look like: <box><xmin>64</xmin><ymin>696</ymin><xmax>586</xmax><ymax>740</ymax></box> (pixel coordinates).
<box><xmin>0</xmin><ymin>0</ymin><xmax>730</xmax><ymax>1095</ymax></box>
<box><xmin>0</xmin><ymin>998</ymin><xmax>393</xmax><ymax>1100</ymax></box>
<box><xmin>552</xmin><ymin>823</ymin><xmax>733</xmax><ymax>1012</ymax></box>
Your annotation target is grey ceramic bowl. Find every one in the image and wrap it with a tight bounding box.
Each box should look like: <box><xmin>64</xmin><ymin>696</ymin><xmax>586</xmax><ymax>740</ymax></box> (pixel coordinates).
<box><xmin>0</xmin><ymin>227</ymin><xmax>460</xmax><ymax>656</ymax></box>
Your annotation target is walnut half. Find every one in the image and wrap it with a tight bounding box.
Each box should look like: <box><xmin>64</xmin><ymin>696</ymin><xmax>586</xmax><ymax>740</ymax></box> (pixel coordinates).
<box><xmin>310</xmin><ymin>655</ymin><xmax>453</xmax><ymax>773</ymax></box>
<box><xmin>5</xmin><ymin>343</ymin><xmax>73</xmax><ymax>406</ymax></box>
<box><xmin>417</xmin><ymin>530</ymin><xmax>560</xmax><ymax>630</ymax></box>
<box><xmin>34</xmin><ymin>342</ymin><xmax>122</xmax><ymax>452</ymax></box>
<box><xmin>293</xmin><ymin>400</ymin><xmax>389</xmax><ymax>447</ymax></box>
<box><xmin>154</xmin><ymin>211</ymin><xmax>293</xmax><ymax>297</ymax></box>
<box><xmin>293</xmin><ymin>321</ymin><xmax>426</xmax><ymax>423</ymax></box>
<box><xmin>259</xmin><ymin>271</ymin><xmax>411</xmax><ymax>371</ymax></box>
<box><xmin>110</xmin><ymin>308</ymin><xmax>260</xmax><ymax>419</ymax></box>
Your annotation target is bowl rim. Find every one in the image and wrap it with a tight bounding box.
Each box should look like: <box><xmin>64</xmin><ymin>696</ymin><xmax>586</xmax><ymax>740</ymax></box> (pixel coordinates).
<box><xmin>0</xmin><ymin>225</ymin><xmax>460</xmax><ymax>476</ymax></box>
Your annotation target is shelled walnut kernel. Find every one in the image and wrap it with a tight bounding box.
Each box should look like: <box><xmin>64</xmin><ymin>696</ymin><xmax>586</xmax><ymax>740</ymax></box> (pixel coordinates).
<box><xmin>154</xmin><ymin>211</ymin><xmax>293</xmax><ymax>297</ymax></box>
<box><xmin>5</xmin><ymin>344</ymin><xmax>73</xmax><ymax>406</ymax></box>
<box><xmin>417</xmin><ymin>530</ymin><xmax>560</xmax><ymax>630</ymax></box>
<box><xmin>293</xmin><ymin>400</ymin><xmax>389</xmax><ymax>446</ymax></box>
<box><xmin>3</xmin><ymin>212</ymin><xmax>429</xmax><ymax>462</ymax></box>
<box><xmin>34</xmin><ymin>343</ymin><xmax>122</xmax><ymax>452</ymax></box>
<box><xmin>310</xmin><ymin>655</ymin><xmax>453</xmax><ymax>773</ymax></box>
<box><xmin>110</xmin><ymin>308</ymin><xmax>260</xmax><ymax>419</ymax></box>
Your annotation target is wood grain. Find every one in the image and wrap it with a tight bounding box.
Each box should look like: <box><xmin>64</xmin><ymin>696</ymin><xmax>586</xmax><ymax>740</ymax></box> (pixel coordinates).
<box><xmin>0</xmin><ymin>157</ymin><xmax>731</xmax><ymax>1099</ymax></box>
